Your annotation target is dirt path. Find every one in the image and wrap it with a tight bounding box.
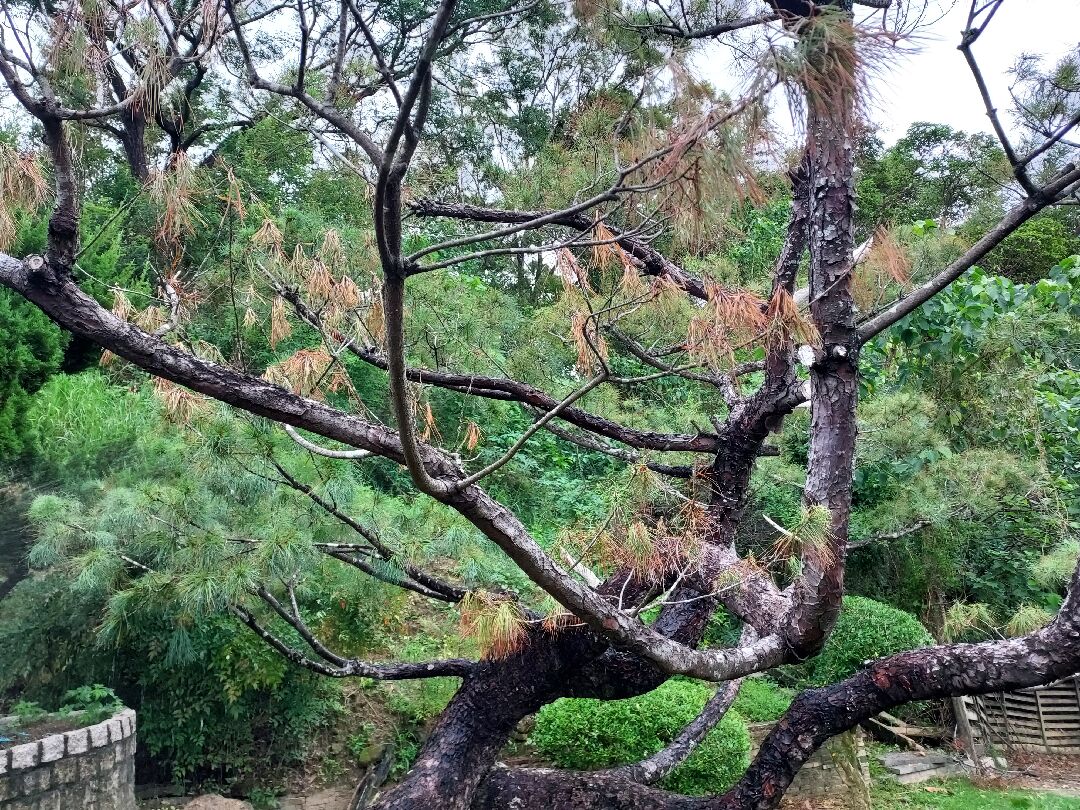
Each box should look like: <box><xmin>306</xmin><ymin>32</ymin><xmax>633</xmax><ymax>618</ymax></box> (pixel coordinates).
<box><xmin>988</xmin><ymin>753</ymin><xmax>1080</xmax><ymax>798</ymax></box>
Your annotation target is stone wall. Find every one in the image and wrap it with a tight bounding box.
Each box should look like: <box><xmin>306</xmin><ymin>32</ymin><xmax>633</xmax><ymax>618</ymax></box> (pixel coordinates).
<box><xmin>0</xmin><ymin>708</ymin><xmax>136</xmax><ymax>809</ymax></box>
<box><xmin>748</xmin><ymin>722</ymin><xmax>871</xmax><ymax>810</ymax></box>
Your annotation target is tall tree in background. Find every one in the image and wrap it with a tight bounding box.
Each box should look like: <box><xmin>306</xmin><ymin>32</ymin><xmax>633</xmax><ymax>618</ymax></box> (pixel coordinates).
<box><xmin>1</xmin><ymin>0</ymin><xmax>1079</xmax><ymax>808</ymax></box>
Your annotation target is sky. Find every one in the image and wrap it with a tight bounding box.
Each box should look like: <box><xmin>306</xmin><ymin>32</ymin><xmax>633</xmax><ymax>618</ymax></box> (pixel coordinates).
<box><xmin>870</xmin><ymin>0</ymin><xmax>1080</xmax><ymax>143</ymax></box>
<box><xmin>699</xmin><ymin>0</ymin><xmax>1080</xmax><ymax>147</ymax></box>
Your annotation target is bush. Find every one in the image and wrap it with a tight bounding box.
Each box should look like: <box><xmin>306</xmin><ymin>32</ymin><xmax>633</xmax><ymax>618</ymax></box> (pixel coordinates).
<box><xmin>126</xmin><ymin>612</ymin><xmax>342</xmax><ymax>785</ymax></box>
<box><xmin>808</xmin><ymin>596</ymin><xmax>934</xmax><ymax>686</ymax></box>
<box><xmin>59</xmin><ymin>683</ymin><xmax>123</xmax><ymax>725</ymax></box>
<box><xmin>0</xmin><ymin>574</ymin><xmax>340</xmax><ymax>788</ymax></box>
<box><xmin>531</xmin><ymin>679</ymin><xmax>751</xmax><ymax>796</ymax></box>
<box><xmin>985</xmin><ymin>216</ymin><xmax>1080</xmax><ymax>284</ymax></box>
<box><xmin>731</xmin><ymin>678</ymin><xmax>792</xmax><ymax>723</ymax></box>
<box><xmin>0</xmin><ymin>289</ymin><xmax>66</xmax><ymax>458</ymax></box>
<box><xmin>0</xmin><ymin>574</ymin><xmax>107</xmax><ymax>703</ymax></box>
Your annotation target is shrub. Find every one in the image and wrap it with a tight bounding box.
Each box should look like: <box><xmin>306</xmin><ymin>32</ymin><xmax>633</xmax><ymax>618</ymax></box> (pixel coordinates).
<box><xmin>808</xmin><ymin>596</ymin><xmax>934</xmax><ymax>686</ymax></box>
<box><xmin>731</xmin><ymin>678</ymin><xmax>793</xmax><ymax>723</ymax></box>
<box><xmin>131</xmin><ymin>612</ymin><xmax>342</xmax><ymax>784</ymax></box>
<box><xmin>531</xmin><ymin>679</ymin><xmax>751</xmax><ymax>796</ymax></box>
<box><xmin>985</xmin><ymin>216</ymin><xmax>1080</xmax><ymax>284</ymax></box>
<box><xmin>0</xmin><ymin>574</ymin><xmax>340</xmax><ymax>788</ymax></box>
<box><xmin>0</xmin><ymin>289</ymin><xmax>66</xmax><ymax>458</ymax></box>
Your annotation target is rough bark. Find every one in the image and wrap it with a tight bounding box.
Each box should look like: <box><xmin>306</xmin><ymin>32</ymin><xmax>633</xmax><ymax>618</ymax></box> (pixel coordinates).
<box><xmin>780</xmin><ymin>26</ymin><xmax>859</xmax><ymax>659</ymax></box>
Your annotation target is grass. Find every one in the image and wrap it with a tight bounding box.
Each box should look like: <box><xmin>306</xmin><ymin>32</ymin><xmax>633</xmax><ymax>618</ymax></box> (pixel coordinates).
<box><xmin>873</xmin><ymin>779</ymin><xmax>1080</xmax><ymax>809</ymax></box>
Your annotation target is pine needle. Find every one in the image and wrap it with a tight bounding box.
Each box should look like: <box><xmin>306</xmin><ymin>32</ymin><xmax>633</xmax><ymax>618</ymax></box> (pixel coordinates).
<box><xmin>153</xmin><ymin>378</ymin><xmax>206</xmax><ymax>424</ymax></box>
<box><xmin>570</xmin><ymin>310</ymin><xmax>608</xmax><ymax>375</ymax></box>
<box><xmin>459</xmin><ymin>592</ymin><xmax>527</xmax><ymax>659</ymax></box>
<box><xmin>463</xmin><ymin>420</ymin><xmax>482</xmax><ymax>452</ymax></box>
<box><xmin>556</xmin><ymin>248</ymin><xmax>593</xmax><ymax>295</ymax></box>
<box><xmin>765</xmin><ymin>287</ymin><xmax>820</xmax><ymax>350</ymax></box>
<box><xmin>942</xmin><ymin>602</ymin><xmax>997</xmax><ymax>642</ymax></box>
<box><xmin>110</xmin><ymin>288</ymin><xmax>134</xmax><ymax>322</ymax></box>
<box><xmin>306</xmin><ymin>259</ymin><xmax>335</xmax><ymax>302</ymax></box>
<box><xmin>269</xmin><ymin>296</ymin><xmax>293</xmax><ymax>348</ymax></box>
<box><xmin>766</xmin><ymin>505</ymin><xmax>834</xmax><ymax>568</ymax></box>
<box><xmin>252</xmin><ymin>218</ymin><xmax>284</xmax><ymax>255</ymax></box>
<box><xmin>270</xmin><ymin>348</ymin><xmax>335</xmax><ymax>398</ymax></box>
<box><xmin>1005</xmin><ymin>603</ymin><xmax>1052</xmax><ymax>637</ymax></box>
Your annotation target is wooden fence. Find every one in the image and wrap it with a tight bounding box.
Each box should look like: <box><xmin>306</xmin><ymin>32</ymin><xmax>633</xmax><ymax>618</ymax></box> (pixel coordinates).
<box><xmin>963</xmin><ymin>675</ymin><xmax>1080</xmax><ymax>753</ymax></box>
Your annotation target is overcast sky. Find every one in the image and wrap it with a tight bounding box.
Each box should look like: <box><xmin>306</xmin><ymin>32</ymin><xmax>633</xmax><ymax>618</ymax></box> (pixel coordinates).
<box><xmin>870</xmin><ymin>0</ymin><xmax>1080</xmax><ymax>143</ymax></box>
<box><xmin>700</xmin><ymin>1</ymin><xmax>1079</xmax><ymax>147</ymax></box>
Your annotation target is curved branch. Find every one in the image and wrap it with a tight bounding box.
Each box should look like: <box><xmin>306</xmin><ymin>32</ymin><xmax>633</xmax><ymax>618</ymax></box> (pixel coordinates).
<box><xmin>604</xmin><ymin>673</ymin><xmax>744</xmax><ymax>785</ymax></box>
<box><xmin>276</xmin><ymin>284</ymin><xmax>721</xmax><ymax>453</ymax></box>
<box><xmin>478</xmin><ymin>552</ymin><xmax>1080</xmax><ymax>809</ymax></box>
<box><xmin>0</xmin><ymin>253</ymin><xmax>795</xmax><ymax>682</ymax></box>
<box><xmin>409</xmin><ymin>200</ymin><xmax>710</xmax><ymax>301</ymax></box>
<box><xmin>284</xmin><ymin>423</ymin><xmax>373</xmax><ymax>459</ymax></box>
<box><xmin>232</xmin><ymin>605</ymin><xmax>475</xmax><ymax>679</ymax></box>
<box><xmin>644</xmin><ymin>11</ymin><xmax>780</xmax><ymax>40</ymax></box>
<box><xmin>267</xmin><ymin>456</ymin><xmax>466</xmax><ymax>601</ymax></box>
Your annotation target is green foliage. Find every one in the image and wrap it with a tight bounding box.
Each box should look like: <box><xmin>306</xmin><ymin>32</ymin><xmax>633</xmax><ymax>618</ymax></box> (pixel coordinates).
<box><xmin>128</xmin><ymin>611</ymin><xmax>341</xmax><ymax>785</ymax></box>
<box><xmin>852</xmin><ymin>258</ymin><xmax>1080</xmax><ymax>618</ymax></box>
<box><xmin>59</xmin><ymin>683</ymin><xmax>123</xmax><ymax>725</ymax></box>
<box><xmin>0</xmin><ymin>574</ymin><xmax>108</xmax><ymax>703</ymax></box>
<box><xmin>389</xmin><ymin>727</ymin><xmax>422</xmax><ymax>780</ymax></box>
<box><xmin>4</xmin><ymin>685</ymin><xmax>121</xmax><ymax>729</ymax></box>
<box><xmin>806</xmin><ymin>597</ymin><xmax>934</xmax><ymax>686</ymax></box>
<box><xmin>871</xmin><ymin>775</ymin><xmax>1080</xmax><ymax>809</ymax></box>
<box><xmin>10</xmin><ymin>699</ymin><xmax>47</xmax><ymax>725</ymax></box>
<box><xmin>531</xmin><ymin>679</ymin><xmax>751</xmax><ymax>796</ymax></box>
<box><xmin>346</xmin><ymin>723</ymin><xmax>377</xmax><ymax>760</ymax></box>
<box><xmin>0</xmin><ymin>289</ymin><xmax>67</xmax><ymax>458</ymax></box>
<box><xmin>23</xmin><ymin>372</ymin><xmax>164</xmax><ymax>484</ymax></box>
<box><xmin>248</xmin><ymin>787</ymin><xmax>282</xmax><ymax>810</ymax></box>
<box><xmin>731</xmin><ymin>678</ymin><xmax>793</xmax><ymax>724</ymax></box>
<box><xmin>0</xmin><ymin>570</ymin><xmax>339</xmax><ymax>788</ymax></box>
<box><xmin>984</xmin><ymin>216</ymin><xmax>1080</xmax><ymax>284</ymax></box>
<box><xmin>855</xmin><ymin>123</ymin><xmax>1009</xmax><ymax>230</ymax></box>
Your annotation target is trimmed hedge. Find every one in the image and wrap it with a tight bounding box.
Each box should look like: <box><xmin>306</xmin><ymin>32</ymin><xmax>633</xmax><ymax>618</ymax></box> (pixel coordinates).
<box><xmin>531</xmin><ymin>678</ymin><xmax>751</xmax><ymax>796</ymax></box>
<box><xmin>809</xmin><ymin>596</ymin><xmax>935</xmax><ymax>686</ymax></box>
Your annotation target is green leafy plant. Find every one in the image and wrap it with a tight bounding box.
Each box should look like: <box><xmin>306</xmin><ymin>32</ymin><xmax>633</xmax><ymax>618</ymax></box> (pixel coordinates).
<box><xmin>390</xmin><ymin>728</ymin><xmax>421</xmax><ymax>780</ymax></box>
<box><xmin>807</xmin><ymin>596</ymin><xmax>934</xmax><ymax>686</ymax></box>
<box><xmin>11</xmin><ymin>699</ymin><xmax>47</xmax><ymax>726</ymax></box>
<box><xmin>319</xmin><ymin>756</ymin><xmax>345</xmax><ymax>782</ymax></box>
<box><xmin>60</xmin><ymin>683</ymin><xmax>123</xmax><ymax>725</ymax></box>
<box><xmin>531</xmin><ymin>679</ymin><xmax>751</xmax><ymax>796</ymax></box>
<box><xmin>247</xmin><ymin>787</ymin><xmax>281</xmax><ymax>810</ymax></box>
<box><xmin>346</xmin><ymin>723</ymin><xmax>376</xmax><ymax>758</ymax></box>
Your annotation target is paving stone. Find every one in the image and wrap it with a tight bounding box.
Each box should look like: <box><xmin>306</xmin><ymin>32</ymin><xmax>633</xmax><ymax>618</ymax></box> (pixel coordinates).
<box><xmin>10</xmin><ymin>741</ymin><xmax>39</xmax><ymax>770</ymax></box>
<box><xmin>40</xmin><ymin>734</ymin><xmax>65</xmax><ymax>764</ymax></box>
<box><xmin>89</xmin><ymin>721</ymin><xmax>110</xmax><ymax>748</ymax></box>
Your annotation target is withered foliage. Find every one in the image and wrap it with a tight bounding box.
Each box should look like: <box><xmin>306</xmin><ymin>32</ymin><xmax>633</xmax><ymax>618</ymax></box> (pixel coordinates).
<box><xmin>853</xmin><ymin>227</ymin><xmax>912</xmax><ymax>311</ymax></box>
<box><xmin>153</xmin><ymin>377</ymin><xmax>208</xmax><ymax>424</ymax></box>
<box><xmin>0</xmin><ymin>145</ymin><xmax>49</xmax><ymax>249</ymax></box>
<box><xmin>264</xmin><ymin>347</ymin><xmax>349</xmax><ymax>399</ymax></box>
<box><xmin>459</xmin><ymin>591</ymin><xmax>527</xmax><ymax>660</ymax></box>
